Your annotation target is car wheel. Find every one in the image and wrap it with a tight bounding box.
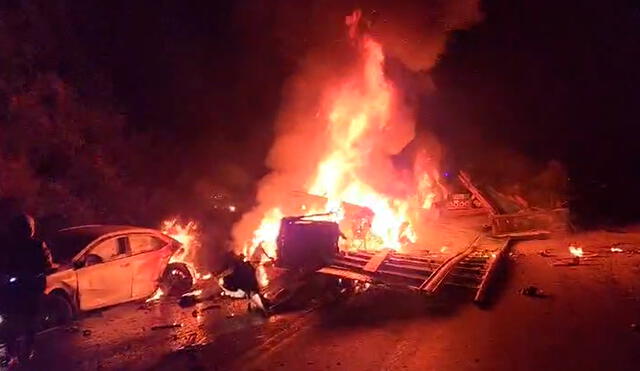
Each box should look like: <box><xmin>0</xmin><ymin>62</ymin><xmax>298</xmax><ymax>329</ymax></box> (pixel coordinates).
<box><xmin>40</xmin><ymin>293</ymin><xmax>73</xmax><ymax>330</ymax></box>
<box><xmin>161</xmin><ymin>263</ymin><xmax>194</xmax><ymax>296</ymax></box>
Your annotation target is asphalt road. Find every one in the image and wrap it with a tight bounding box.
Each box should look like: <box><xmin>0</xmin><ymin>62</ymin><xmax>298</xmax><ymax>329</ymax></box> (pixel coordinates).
<box><xmin>24</xmin><ymin>230</ymin><xmax>640</xmax><ymax>371</ymax></box>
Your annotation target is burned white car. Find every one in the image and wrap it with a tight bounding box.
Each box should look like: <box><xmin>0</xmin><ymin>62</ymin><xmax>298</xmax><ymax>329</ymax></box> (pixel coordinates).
<box><xmin>42</xmin><ymin>225</ymin><xmax>194</xmax><ymax>326</ymax></box>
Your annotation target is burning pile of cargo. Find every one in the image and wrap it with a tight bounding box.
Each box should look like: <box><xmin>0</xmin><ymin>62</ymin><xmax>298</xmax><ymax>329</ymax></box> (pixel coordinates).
<box><xmin>222</xmin><ymin>9</ymin><xmax>568</xmax><ymax>304</ymax></box>
<box><xmin>232</xmin><ymin>10</ymin><xmax>448</xmax><ymax>261</ymax></box>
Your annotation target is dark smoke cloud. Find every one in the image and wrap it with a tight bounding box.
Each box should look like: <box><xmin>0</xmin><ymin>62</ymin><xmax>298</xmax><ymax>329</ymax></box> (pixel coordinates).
<box><xmin>363</xmin><ymin>0</ymin><xmax>483</xmax><ymax>71</ymax></box>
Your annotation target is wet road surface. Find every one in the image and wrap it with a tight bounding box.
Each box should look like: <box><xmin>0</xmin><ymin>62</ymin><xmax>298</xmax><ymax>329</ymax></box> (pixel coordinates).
<box><xmin>26</xmin><ymin>230</ymin><xmax>640</xmax><ymax>370</ymax></box>
<box><xmin>29</xmin><ymin>290</ymin><xmax>313</xmax><ymax>370</ymax></box>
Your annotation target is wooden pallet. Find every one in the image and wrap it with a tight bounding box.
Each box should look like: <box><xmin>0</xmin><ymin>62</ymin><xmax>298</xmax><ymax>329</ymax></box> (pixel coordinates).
<box><xmin>316</xmin><ymin>234</ymin><xmax>510</xmax><ymax>301</ymax></box>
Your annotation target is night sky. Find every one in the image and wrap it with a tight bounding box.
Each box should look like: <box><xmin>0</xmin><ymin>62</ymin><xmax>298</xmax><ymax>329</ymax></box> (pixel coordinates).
<box><xmin>5</xmin><ymin>0</ymin><xmax>640</xmax><ymax>227</ymax></box>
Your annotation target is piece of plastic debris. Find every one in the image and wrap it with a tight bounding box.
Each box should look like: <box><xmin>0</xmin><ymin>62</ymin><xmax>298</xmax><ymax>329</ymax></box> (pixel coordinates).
<box><xmin>520</xmin><ymin>285</ymin><xmax>547</xmax><ymax>298</ymax></box>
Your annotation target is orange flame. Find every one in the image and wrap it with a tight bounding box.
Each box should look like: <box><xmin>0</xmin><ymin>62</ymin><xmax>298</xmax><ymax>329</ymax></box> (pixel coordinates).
<box><xmin>162</xmin><ymin>218</ymin><xmax>199</xmax><ymax>265</ymax></box>
<box><xmin>243</xmin><ymin>208</ymin><xmax>283</xmax><ymax>260</ymax></box>
<box><xmin>238</xmin><ymin>10</ymin><xmax>440</xmax><ymax>259</ymax></box>
<box><xmin>147</xmin><ymin>219</ymin><xmax>203</xmax><ymax>302</ymax></box>
<box><xmin>569</xmin><ymin>245</ymin><xmax>584</xmax><ymax>258</ymax></box>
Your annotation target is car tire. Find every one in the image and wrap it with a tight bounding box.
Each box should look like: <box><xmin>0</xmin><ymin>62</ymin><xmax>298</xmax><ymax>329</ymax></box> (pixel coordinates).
<box><xmin>40</xmin><ymin>293</ymin><xmax>73</xmax><ymax>330</ymax></box>
<box><xmin>161</xmin><ymin>263</ymin><xmax>194</xmax><ymax>296</ymax></box>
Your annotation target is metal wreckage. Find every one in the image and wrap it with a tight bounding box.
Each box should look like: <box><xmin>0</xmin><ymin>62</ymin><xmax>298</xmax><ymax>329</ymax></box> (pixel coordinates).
<box><xmin>257</xmin><ymin>171</ymin><xmax>568</xmax><ymax>309</ymax></box>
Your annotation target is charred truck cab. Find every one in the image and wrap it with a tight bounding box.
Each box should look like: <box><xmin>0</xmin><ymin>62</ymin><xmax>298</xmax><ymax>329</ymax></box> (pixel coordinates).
<box><xmin>275</xmin><ymin>216</ymin><xmax>341</xmax><ymax>272</ymax></box>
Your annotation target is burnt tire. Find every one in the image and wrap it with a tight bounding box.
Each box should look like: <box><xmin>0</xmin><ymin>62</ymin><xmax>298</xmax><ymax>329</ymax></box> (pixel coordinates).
<box><xmin>161</xmin><ymin>263</ymin><xmax>194</xmax><ymax>296</ymax></box>
<box><xmin>40</xmin><ymin>293</ymin><xmax>73</xmax><ymax>330</ymax></box>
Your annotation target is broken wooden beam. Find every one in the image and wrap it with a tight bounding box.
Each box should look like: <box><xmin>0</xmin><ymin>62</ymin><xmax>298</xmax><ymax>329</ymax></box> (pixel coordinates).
<box><xmin>363</xmin><ymin>249</ymin><xmax>392</xmax><ymax>273</ymax></box>
<box><xmin>492</xmin><ymin>230</ymin><xmax>550</xmax><ymax>240</ymax></box>
<box><xmin>458</xmin><ymin>171</ymin><xmax>500</xmax><ymax>215</ymax></box>
<box><xmin>419</xmin><ymin>234</ymin><xmax>482</xmax><ymax>295</ymax></box>
<box><xmin>473</xmin><ymin>238</ymin><xmax>512</xmax><ymax>304</ymax></box>
<box><xmin>316</xmin><ymin>266</ymin><xmax>373</xmax><ymax>282</ymax></box>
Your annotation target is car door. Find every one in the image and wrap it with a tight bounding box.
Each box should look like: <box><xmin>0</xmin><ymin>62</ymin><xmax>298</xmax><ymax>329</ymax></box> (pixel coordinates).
<box><xmin>76</xmin><ymin>236</ymin><xmax>133</xmax><ymax>311</ymax></box>
<box><xmin>128</xmin><ymin>233</ymin><xmax>173</xmax><ymax>299</ymax></box>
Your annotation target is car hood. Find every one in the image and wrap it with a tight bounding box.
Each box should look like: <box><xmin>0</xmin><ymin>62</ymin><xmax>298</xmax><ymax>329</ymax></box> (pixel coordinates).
<box><xmin>48</xmin><ymin>263</ymin><xmax>73</xmax><ymax>275</ymax></box>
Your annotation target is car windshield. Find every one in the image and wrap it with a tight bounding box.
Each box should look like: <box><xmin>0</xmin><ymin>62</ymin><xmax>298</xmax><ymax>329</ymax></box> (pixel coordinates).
<box><xmin>47</xmin><ymin>231</ymin><xmax>97</xmax><ymax>263</ymax></box>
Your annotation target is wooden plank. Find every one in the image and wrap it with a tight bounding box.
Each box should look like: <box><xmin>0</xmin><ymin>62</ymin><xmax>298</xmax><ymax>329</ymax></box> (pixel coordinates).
<box><xmin>387</xmin><ymin>255</ymin><xmax>445</xmax><ymax>265</ymax></box>
<box><xmin>474</xmin><ymin>238</ymin><xmax>512</xmax><ymax>304</ymax></box>
<box><xmin>419</xmin><ymin>234</ymin><xmax>482</xmax><ymax>294</ymax></box>
<box><xmin>316</xmin><ymin>267</ymin><xmax>372</xmax><ymax>282</ymax></box>
<box><xmin>332</xmin><ymin>259</ymin><xmax>367</xmax><ymax>270</ymax></box>
<box><xmin>458</xmin><ymin>171</ymin><xmax>500</xmax><ymax>215</ymax></box>
<box><xmin>337</xmin><ymin>254</ymin><xmax>371</xmax><ymax>263</ymax></box>
<box><xmin>382</xmin><ymin>261</ymin><xmax>433</xmax><ymax>273</ymax></box>
<box><xmin>345</xmin><ymin>251</ymin><xmax>375</xmax><ymax>259</ymax></box>
<box><xmin>492</xmin><ymin>230</ymin><xmax>550</xmax><ymax>240</ymax></box>
<box><xmin>376</xmin><ymin>269</ymin><xmax>429</xmax><ymax>281</ymax></box>
<box><xmin>363</xmin><ymin>248</ymin><xmax>392</xmax><ymax>273</ymax></box>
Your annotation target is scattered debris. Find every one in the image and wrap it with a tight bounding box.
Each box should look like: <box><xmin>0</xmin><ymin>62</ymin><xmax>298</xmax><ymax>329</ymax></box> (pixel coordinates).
<box><xmin>179</xmin><ymin>295</ymin><xmax>199</xmax><ymax>308</ymax></box>
<box><xmin>551</xmin><ymin>245</ymin><xmax>600</xmax><ymax>266</ymax></box>
<box><xmin>151</xmin><ymin>323</ymin><xmax>182</xmax><ymax>330</ymax></box>
<box><xmin>552</xmin><ymin>255</ymin><xmax>598</xmax><ymax>266</ymax></box>
<box><xmin>539</xmin><ymin>249</ymin><xmax>555</xmax><ymax>257</ymax></box>
<box><xmin>182</xmin><ymin>289</ymin><xmax>203</xmax><ymax>297</ymax></box>
<box><xmin>64</xmin><ymin>326</ymin><xmax>81</xmax><ymax>334</ymax></box>
<box><xmin>190</xmin><ymin>304</ymin><xmax>221</xmax><ymax>317</ymax></box>
<box><xmin>609</xmin><ymin>243</ymin><xmax>640</xmax><ymax>254</ymax></box>
<box><xmin>520</xmin><ymin>285</ymin><xmax>547</xmax><ymax>298</ymax></box>
<box><xmin>82</xmin><ymin>329</ymin><xmax>92</xmax><ymax>337</ymax></box>
<box><xmin>552</xmin><ymin>258</ymin><xmax>580</xmax><ymax>267</ymax></box>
